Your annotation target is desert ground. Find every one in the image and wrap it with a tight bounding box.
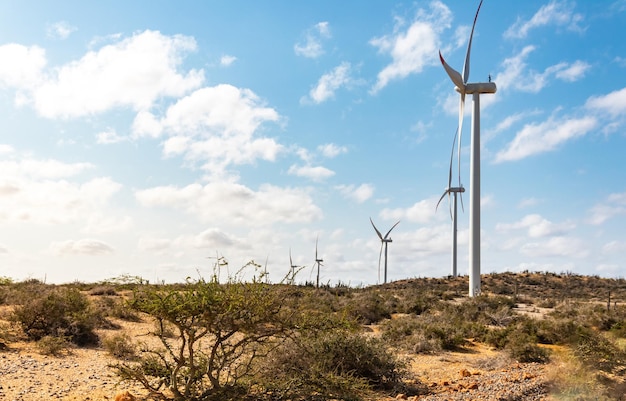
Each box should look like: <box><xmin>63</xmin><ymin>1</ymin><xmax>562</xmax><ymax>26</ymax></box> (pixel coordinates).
<box><xmin>1</xmin><ymin>272</ymin><xmax>624</xmax><ymax>400</ymax></box>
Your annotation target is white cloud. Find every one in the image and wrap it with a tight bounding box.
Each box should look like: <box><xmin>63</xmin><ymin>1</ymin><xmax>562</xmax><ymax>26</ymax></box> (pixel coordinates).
<box><xmin>294</xmin><ymin>21</ymin><xmax>331</xmax><ymax>58</ymax></box>
<box><xmin>588</xmin><ymin>192</ymin><xmax>626</xmax><ymax>225</ymax></box>
<box><xmin>305</xmin><ymin>62</ymin><xmax>352</xmax><ymax>104</ymax></box>
<box><xmin>494</xmin><ymin>114</ymin><xmax>597</xmax><ymax>163</ymax></box>
<box><xmin>220</xmin><ymin>55</ymin><xmax>237</xmax><ymax>67</ymax></box>
<box><xmin>496</xmin><ymin>46</ymin><xmax>589</xmax><ymax>93</ymax></box>
<box><xmin>47</xmin><ymin>21</ymin><xmax>77</xmax><ymax>40</ymax></box>
<box><xmin>318</xmin><ymin>143</ymin><xmax>348</xmax><ymax>158</ymax></box>
<box><xmin>521</xmin><ymin>236</ymin><xmax>589</xmax><ymax>258</ymax></box>
<box><xmin>370</xmin><ymin>1</ymin><xmax>452</xmax><ymax>93</ymax></box>
<box><xmin>518</xmin><ymin>197</ymin><xmax>541</xmax><ymax>208</ymax></box>
<box><xmin>96</xmin><ymin>129</ymin><xmax>127</xmax><ymax>144</ymax></box>
<box><xmin>336</xmin><ymin>183</ymin><xmax>374</xmax><ymax>203</ymax></box>
<box><xmin>504</xmin><ymin>0</ymin><xmax>584</xmax><ymax>39</ymax></box>
<box><xmin>0</xmin><ymin>158</ymin><xmax>93</xmax><ymax>179</ymax></box>
<box><xmin>50</xmin><ymin>239</ymin><xmax>114</xmax><ymax>256</ymax></box>
<box><xmin>496</xmin><ymin>214</ymin><xmax>575</xmax><ymax>238</ymax></box>
<box><xmin>288</xmin><ymin>164</ymin><xmax>335</xmax><ymax>181</ymax></box>
<box><xmin>603</xmin><ymin>240</ymin><xmax>626</xmax><ymax>253</ymax></box>
<box><xmin>134</xmin><ymin>84</ymin><xmax>282</xmax><ymax>178</ymax></box>
<box><xmin>586</xmin><ymin>87</ymin><xmax>626</xmax><ymax>118</ymax></box>
<box><xmin>0</xmin><ymin>44</ymin><xmax>46</xmax><ymax>89</ymax></box>
<box><xmin>29</xmin><ymin>30</ymin><xmax>204</xmax><ymax>118</ymax></box>
<box><xmin>381</xmin><ymin>197</ymin><xmax>438</xmax><ymax>224</ymax></box>
<box><xmin>135</xmin><ymin>181</ymin><xmax>322</xmax><ymax>226</ymax></box>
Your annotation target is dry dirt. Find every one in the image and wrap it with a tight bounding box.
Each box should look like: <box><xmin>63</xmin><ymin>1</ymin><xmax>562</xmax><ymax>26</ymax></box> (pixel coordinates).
<box><xmin>0</xmin><ymin>315</ymin><xmax>555</xmax><ymax>401</ymax></box>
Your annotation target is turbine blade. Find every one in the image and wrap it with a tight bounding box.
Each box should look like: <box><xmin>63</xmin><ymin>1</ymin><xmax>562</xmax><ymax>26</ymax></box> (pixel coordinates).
<box><xmin>460</xmin><ymin>191</ymin><xmax>465</xmax><ymax>213</ymax></box>
<box><xmin>436</xmin><ymin>190</ymin><xmax>449</xmax><ymax>211</ymax></box>
<box><xmin>315</xmin><ymin>236</ymin><xmax>319</xmax><ymax>260</ymax></box>
<box><xmin>370</xmin><ymin>217</ymin><xmax>383</xmax><ymax>240</ymax></box>
<box><xmin>448</xmin><ymin>126</ymin><xmax>458</xmax><ymax>190</ymax></box>
<box><xmin>463</xmin><ymin>0</ymin><xmax>484</xmax><ymax>84</ymax></box>
<box><xmin>289</xmin><ymin>248</ymin><xmax>293</xmax><ymax>267</ymax></box>
<box><xmin>439</xmin><ymin>51</ymin><xmax>465</xmax><ymax>92</ymax></box>
<box><xmin>384</xmin><ymin>221</ymin><xmax>401</xmax><ymax>239</ymax></box>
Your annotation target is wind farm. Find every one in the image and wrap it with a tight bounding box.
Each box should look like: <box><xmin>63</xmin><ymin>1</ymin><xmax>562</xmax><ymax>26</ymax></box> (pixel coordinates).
<box><xmin>0</xmin><ymin>0</ymin><xmax>623</xmax><ymax>290</ymax></box>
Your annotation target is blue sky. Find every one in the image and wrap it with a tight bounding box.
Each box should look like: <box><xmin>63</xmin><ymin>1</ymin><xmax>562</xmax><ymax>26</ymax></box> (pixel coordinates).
<box><xmin>1</xmin><ymin>0</ymin><xmax>625</xmax><ymax>284</ymax></box>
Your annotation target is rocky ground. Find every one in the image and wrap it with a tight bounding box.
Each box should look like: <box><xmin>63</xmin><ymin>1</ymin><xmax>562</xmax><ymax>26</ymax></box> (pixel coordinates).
<box><xmin>0</xmin><ymin>335</ymin><xmax>553</xmax><ymax>401</ymax></box>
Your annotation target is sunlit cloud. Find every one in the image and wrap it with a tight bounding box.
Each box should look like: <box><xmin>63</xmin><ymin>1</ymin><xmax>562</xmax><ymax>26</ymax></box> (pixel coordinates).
<box><xmin>294</xmin><ymin>21</ymin><xmax>331</xmax><ymax>58</ymax></box>
<box><xmin>504</xmin><ymin>0</ymin><xmax>584</xmax><ymax>39</ymax></box>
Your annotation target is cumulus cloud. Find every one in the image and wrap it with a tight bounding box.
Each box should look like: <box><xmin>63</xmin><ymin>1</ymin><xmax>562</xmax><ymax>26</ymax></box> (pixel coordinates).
<box><xmin>135</xmin><ymin>181</ymin><xmax>322</xmax><ymax>226</ymax></box>
<box><xmin>133</xmin><ymin>84</ymin><xmax>282</xmax><ymax>178</ymax></box>
<box><xmin>496</xmin><ymin>214</ymin><xmax>575</xmax><ymax>238</ymax></box>
<box><xmin>0</xmin><ymin>44</ymin><xmax>46</xmax><ymax>89</ymax></box>
<box><xmin>588</xmin><ymin>192</ymin><xmax>626</xmax><ymax>225</ymax></box>
<box><xmin>370</xmin><ymin>1</ymin><xmax>452</xmax><ymax>93</ymax></box>
<box><xmin>304</xmin><ymin>62</ymin><xmax>352</xmax><ymax>104</ymax></box>
<box><xmin>50</xmin><ymin>239</ymin><xmax>114</xmax><ymax>256</ymax></box>
<box><xmin>318</xmin><ymin>143</ymin><xmax>348</xmax><ymax>158</ymax></box>
<box><xmin>22</xmin><ymin>30</ymin><xmax>204</xmax><ymax>118</ymax></box>
<box><xmin>520</xmin><ymin>236</ymin><xmax>589</xmax><ymax>258</ymax></box>
<box><xmin>96</xmin><ymin>129</ymin><xmax>127</xmax><ymax>144</ymax></box>
<box><xmin>496</xmin><ymin>46</ymin><xmax>589</xmax><ymax>93</ymax></box>
<box><xmin>220</xmin><ymin>55</ymin><xmax>237</xmax><ymax>67</ymax></box>
<box><xmin>494</xmin><ymin>114</ymin><xmax>597</xmax><ymax>163</ymax></box>
<box><xmin>504</xmin><ymin>0</ymin><xmax>584</xmax><ymax>39</ymax></box>
<box><xmin>288</xmin><ymin>164</ymin><xmax>335</xmax><ymax>181</ymax></box>
<box><xmin>381</xmin><ymin>197</ymin><xmax>438</xmax><ymax>224</ymax></box>
<box><xmin>336</xmin><ymin>183</ymin><xmax>374</xmax><ymax>203</ymax></box>
<box><xmin>47</xmin><ymin>21</ymin><xmax>77</xmax><ymax>40</ymax></box>
<box><xmin>294</xmin><ymin>21</ymin><xmax>331</xmax><ymax>58</ymax></box>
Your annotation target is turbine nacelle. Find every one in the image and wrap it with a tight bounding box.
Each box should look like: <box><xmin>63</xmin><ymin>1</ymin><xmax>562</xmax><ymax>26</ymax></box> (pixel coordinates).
<box><xmin>455</xmin><ymin>82</ymin><xmax>497</xmax><ymax>95</ymax></box>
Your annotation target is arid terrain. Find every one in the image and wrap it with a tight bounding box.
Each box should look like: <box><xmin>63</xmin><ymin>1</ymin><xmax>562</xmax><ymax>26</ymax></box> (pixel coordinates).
<box><xmin>1</xmin><ymin>272</ymin><xmax>625</xmax><ymax>400</ymax></box>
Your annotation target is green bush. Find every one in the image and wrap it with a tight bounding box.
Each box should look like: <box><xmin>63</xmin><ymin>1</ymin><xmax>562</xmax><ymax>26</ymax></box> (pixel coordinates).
<box><xmin>113</xmin><ymin>266</ymin><xmax>331</xmax><ymax>400</ymax></box>
<box><xmin>260</xmin><ymin>329</ymin><xmax>407</xmax><ymax>400</ymax></box>
<box><xmin>103</xmin><ymin>333</ymin><xmax>137</xmax><ymax>359</ymax></box>
<box><xmin>36</xmin><ymin>335</ymin><xmax>72</xmax><ymax>356</ymax></box>
<box><xmin>505</xmin><ymin>331</ymin><xmax>550</xmax><ymax>363</ymax></box>
<box><xmin>10</xmin><ymin>287</ymin><xmax>99</xmax><ymax>346</ymax></box>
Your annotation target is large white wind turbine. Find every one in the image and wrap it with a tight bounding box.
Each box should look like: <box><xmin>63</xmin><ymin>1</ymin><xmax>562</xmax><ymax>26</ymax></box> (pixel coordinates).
<box><xmin>439</xmin><ymin>0</ymin><xmax>496</xmax><ymax>296</ymax></box>
<box><xmin>370</xmin><ymin>218</ymin><xmax>400</xmax><ymax>284</ymax></box>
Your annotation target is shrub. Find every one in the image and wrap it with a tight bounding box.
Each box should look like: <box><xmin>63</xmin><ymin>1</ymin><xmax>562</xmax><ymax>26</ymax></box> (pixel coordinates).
<box><xmin>113</xmin><ymin>266</ymin><xmax>328</xmax><ymax>400</ymax></box>
<box><xmin>505</xmin><ymin>331</ymin><xmax>550</xmax><ymax>363</ymax></box>
<box><xmin>103</xmin><ymin>333</ymin><xmax>137</xmax><ymax>359</ymax></box>
<box><xmin>260</xmin><ymin>329</ymin><xmax>408</xmax><ymax>400</ymax></box>
<box><xmin>36</xmin><ymin>335</ymin><xmax>72</xmax><ymax>356</ymax></box>
<box><xmin>346</xmin><ymin>292</ymin><xmax>392</xmax><ymax>324</ymax></box>
<box><xmin>10</xmin><ymin>287</ymin><xmax>99</xmax><ymax>346</ymax></box>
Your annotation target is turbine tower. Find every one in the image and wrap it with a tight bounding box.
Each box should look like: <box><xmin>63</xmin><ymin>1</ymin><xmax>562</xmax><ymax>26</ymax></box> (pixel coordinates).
<box><xmin>370</xmin><ymin>218</ymin><xmax>400</xmax><ymax>284</ymax></box>
<box><xmin>439</xmin><ymin>0</ymin><xmax>496</xmax><ymax>296</ymax></box>
<box><xmin>314</xmin><ymin>236</ymin><xmax>323</xmax><ymax>289</ymax></box>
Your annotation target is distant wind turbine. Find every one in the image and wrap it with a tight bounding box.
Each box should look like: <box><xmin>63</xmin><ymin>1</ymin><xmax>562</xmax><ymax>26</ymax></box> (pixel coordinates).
<box><xmin>439</xmin><ymin>0</ymin><xmax>496</xmax><ymax>296</ymax></box>
<box><xmin>436</xmin><ymin>130</ymin><xmax>465</xmax><ymax>278</ymax></box>
<box><xmin>370</xmin><ymin>217</ymin><xmax>400</xmax><ymax>284</ymax></box>
<box><xmin>313</xmin><ymin>236</ymin><xmax>323</xmax><ymax>289</ymax></box>
<box><xmin>288</xmin><ymin>247</ymin><xmax>301</xmax><ymax>285</ymax></box>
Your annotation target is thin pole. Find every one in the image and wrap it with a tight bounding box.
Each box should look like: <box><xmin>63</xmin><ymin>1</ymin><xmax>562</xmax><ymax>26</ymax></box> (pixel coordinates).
<box><xmin>383</xmin><ymin>241</ymin><xmax>389</xmax><ymax>284</ymax></box>
<box><xmin>452</xmin><ymin>191</ymin><xmax>458</xmax><ymax>277</ymax></box>
<box><xmin>469</xmin><ymin>92</ymin><xmax>481</xmax><ymax>297</ymax></box>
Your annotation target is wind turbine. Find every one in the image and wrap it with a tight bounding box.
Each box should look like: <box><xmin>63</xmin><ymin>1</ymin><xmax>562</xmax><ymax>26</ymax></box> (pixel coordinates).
<box><xmin>288</xmin><ymin>248</ymin><xmax>301</xmax><ymax>285</ymax></box>
<box><xmin>370</xmin><ymin>218</ymin><xmax>400</xmax><ymax>284</ymax></box>
<box><xmin>439</xmin><ymin>0</ymin><xmax>496</xmax><ymax>297</ymax></box>
<box><xmin>436</xmin><ymin>132</ymin><xmax>465</xmax><ymax>278</ymax></box>
<box><xmin>313</xmin><ymin>236</ymin><xmax>323</xmax><ymax>289</ymax></box>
